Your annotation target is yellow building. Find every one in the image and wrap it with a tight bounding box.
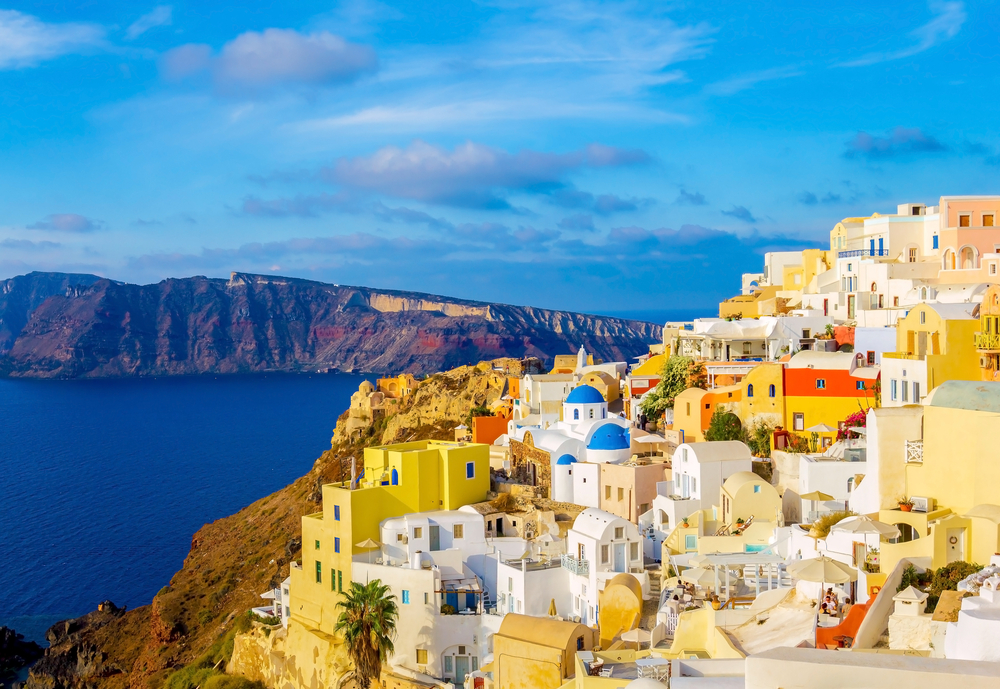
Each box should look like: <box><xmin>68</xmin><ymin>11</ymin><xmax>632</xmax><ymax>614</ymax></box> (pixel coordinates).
<box><xmin>718</xmin><ymin>285</ymin><xmax>781</xmax><ymax>318</ymax></box>
<box><xmin>882</xmin><ymin>302</ymin><xmax>979</xmax><ymax>406</ymax></box>
<box><xmin>975</xmin><ymin>285</ymin><xmax>1000</xmax><ymax>382</ymax></box>
<box><xmin>738</xmin><ymin>363</ymin><xmax>785</xmax><ymax>430</ymax></box>
<box><xmin>492</xmin><ymin>614</ymin><xmax>595</xmax><ymax>689</ymax></box>
<box><xmin>578</xmin><ymin>371</ymin><xmax>620</xmax><ymax>403</ymax></box>
<box><xmin>673</xmin><ymin>385</ymin><xmax>741</xmax><ymax>443</ymax></box>
<box><xmin>289</xmin><ymin>440</ymin><xmax>490</xmax><ymax>636</ymax></box>
<box><xmin>878</xmin><ymin>381</ymin><xmax>1000</xmax><ymax>573</ymax></box>
<box><xmin>781</xmin><ymin>351</ymin><xmax>878</xmax><ymax>443</ymax></box>
<box><xmin>780</xmin><ymin>249</ymin><xmax>832</xmax><ymax>295</ymax></box>
<box><xmin>377</xmin><ymin>373</ymin><xmax>417</xmax><ymax>399</ymax></box>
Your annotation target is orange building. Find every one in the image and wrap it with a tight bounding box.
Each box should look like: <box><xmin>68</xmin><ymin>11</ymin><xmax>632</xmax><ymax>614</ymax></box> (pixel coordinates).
<box><xmin>472</xmin><ymin>412</ymin><xmax>510</xmax><ymax>445</ymax></box>
<box><xmin>672</xmin><ymin>384</ymin><xmax>742</xmax><ymax>443</ymax></box>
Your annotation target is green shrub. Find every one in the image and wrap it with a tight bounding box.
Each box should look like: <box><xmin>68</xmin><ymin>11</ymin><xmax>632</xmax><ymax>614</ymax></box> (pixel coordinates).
<box><xmin>198</xmin><ymin>609</ymin><xmax>215</xmax><ymax>625</ymax></box>
<box><xmin>705</xmin><ymin>407</ymin><xmax>744</xmax><ymax>442</ymax></box>
<box><xmin>897</xmin><ymin>564</ymin><xmax>921</xmax><ymax>593</ymax></box>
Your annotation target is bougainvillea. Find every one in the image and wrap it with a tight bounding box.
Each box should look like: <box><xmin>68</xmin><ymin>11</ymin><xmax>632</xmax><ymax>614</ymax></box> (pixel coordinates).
<box><xmin>837</xmin><ymin>410</ymin><xmax>867</xmax><ymax>441</ymax></box>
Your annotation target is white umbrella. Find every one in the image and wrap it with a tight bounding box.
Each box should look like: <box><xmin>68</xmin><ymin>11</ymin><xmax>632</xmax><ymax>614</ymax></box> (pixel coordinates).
<box><xmin>633</xmin><ymin>434</ymin><xmax>666</xmax><ymax>444</ymax></box>
<box><xmin>807</xmin><ymin>423</ymin><xmax>838</xmax><ymax>433</ymax></box>
<box><xmin>680</xmin><ymin>566</ymin><xmax>718</xmax><ymax>587</ymax></box>
<box><xmin>356</xmin><ymin>538</ymin><xmax>382</xmax><ymax>564</ymax></box>
<box><xmin>620</xmin><ymin>628</ymin><xmax>652</xmax><ymax>650</ymax></box>
<box><xmin>787</xmin><ymin>555</ymin><xmax>858</xmax><ymax>584</ymax></box>
<box><xmin>830</xmin><ymin>515</ymin><xmax>900</xmax><ymax>540</ymax></box>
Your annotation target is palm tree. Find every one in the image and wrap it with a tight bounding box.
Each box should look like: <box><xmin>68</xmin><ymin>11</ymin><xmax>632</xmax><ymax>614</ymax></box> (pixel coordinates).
<box><xmin>334</xmin><ymin>579</ymin><xmax>399</xmax><ymax>688</ymax></box>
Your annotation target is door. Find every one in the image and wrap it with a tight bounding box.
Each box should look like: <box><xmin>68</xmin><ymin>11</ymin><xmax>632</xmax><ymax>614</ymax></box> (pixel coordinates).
<box><xmin>446</xmin><ymin>591</ymin><xmax>459</xmax><ymax>610</ymax></box>
<box><xmin>455</xmin><ymin>657</ymin><xmax>470</xmax><ymax>685</ymax></box>
<box><xmin>878</xmin><ymin>237</ymin><xmax>884</xmax><ymax>254</ymax></box>
<box><xmin>947</xmin><ymin>528</ymin><xmax>966</xmax><ymax>563</ymax></box>
<box><xmin>429</xmin><ymin>525</ymin><xmax>440</xmax><ymax>551</ymax></box>
<box><xmin>614</xmin><ymin>543</ymin><xmax>626</xmax><ymax>572</ymax></box>
<box><xmin>848</xmin><ymin>295</ymin><xmax>856</xmax><ymax>319</ymax></box>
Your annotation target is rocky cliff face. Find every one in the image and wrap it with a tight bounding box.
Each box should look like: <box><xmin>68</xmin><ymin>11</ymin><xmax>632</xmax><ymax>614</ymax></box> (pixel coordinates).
<box><xmin>0</xmin><ymin>272</ymin><xmax>660</xmax><ymax>378</ymax></box>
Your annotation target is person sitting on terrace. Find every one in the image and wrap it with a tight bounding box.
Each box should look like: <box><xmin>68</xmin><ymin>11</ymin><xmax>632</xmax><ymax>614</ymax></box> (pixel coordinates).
<box><xmin>840</xmin><ymin>597</ymin><xmax>853</xmax><ymax>618</ymax></box>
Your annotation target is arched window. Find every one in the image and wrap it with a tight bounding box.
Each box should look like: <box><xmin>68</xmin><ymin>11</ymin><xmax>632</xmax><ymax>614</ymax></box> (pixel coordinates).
<box><xmin>747</xmin><ymin>384</ymin><xmax>754</xmax><ymax>397</ymax></box>
<box><xmin>871</xmin><ymin>282</ymin><xmax>877</xmax><ymax>293</ymax></box>
<box><xmin>961</xmin><ymin>246</ymin><xmax>977</xmax><ymax>270</ymax></box>
<box><xmin>602</xmin><ymin>409</ymin><xmax>606</xmax><ymax>419</ymax></box>
<box><xmin>769</xmin><ymin>384</ymin><xmax>776</xmax><ymax>398</ymax></box>
<box><xmin>391</xmin><ymin>468</ymin><xmax>399</xmax><ymax>486</ymax></box>
<box><xmin>573</xmin><ymin>409</ymin><xmax>579</xmax><ymax>420</ymax></box>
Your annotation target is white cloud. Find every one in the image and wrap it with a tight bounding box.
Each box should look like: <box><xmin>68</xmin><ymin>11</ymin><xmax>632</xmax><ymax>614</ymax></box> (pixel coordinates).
<box><xmin>838</xmin><ymin>1</ymin><xmax>966</xmax><ymax>67</ymax></box>
<box><xmin>0</xmin><ymin>9</ymin><xmax>105</xmax><ymax>69</ymax></box>
<box><xmin>125</xmin><ymin>6</ymin><xmax>173</xmax><ymax>40</ymax></box>
<box><xmin>27</xmin><ymin>213</ymin><xmax>101</xmax><ymax>233</ymax></box>
<box><xmin>704</xmin><ymin>65</ymin><xmax>804</xmax><ymax>96</ymax></box>
<box><xmin>160</xmin><ymin>28</ymin><xmax>377</xmax><ymax>91</ymax></box>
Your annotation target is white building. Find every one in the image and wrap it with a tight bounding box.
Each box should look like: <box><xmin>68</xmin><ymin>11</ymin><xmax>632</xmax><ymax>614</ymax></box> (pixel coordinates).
<box><xmin>251</xmin><ymin>576</ymin><xmax>291</xmax><ymax>628</ymax></box>
<box><xmin>651</xmin><ymin>441</ymin><xmax>754</xmax><ymax>536</ymax></box>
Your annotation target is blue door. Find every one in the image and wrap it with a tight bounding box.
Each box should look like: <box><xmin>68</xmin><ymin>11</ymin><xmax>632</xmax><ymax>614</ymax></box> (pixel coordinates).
<box><xmin>446</xmin><ymin>592</ymin><xmax>459</xmax><ymax>609</ymax></box>
<box><xmin>878</xmin><ymin>237</ymin><xmax>883</xmax><ymax>254</ymax></box>
<box><xmin>869</xmin><ymin>239</ymin><xmax>875</xmax><ymax>255</ymax></box>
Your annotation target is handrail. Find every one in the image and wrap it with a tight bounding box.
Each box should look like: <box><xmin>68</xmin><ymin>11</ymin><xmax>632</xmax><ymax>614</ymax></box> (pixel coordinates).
<box><xmin>839</xmin><ymin>249</ymin><xmax>889</xmax><ymax>258</ymax></box>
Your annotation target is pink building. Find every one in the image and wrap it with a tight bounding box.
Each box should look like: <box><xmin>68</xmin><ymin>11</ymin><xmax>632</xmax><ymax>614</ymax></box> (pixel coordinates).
<box><xmin>599</xmin><ymin>460</ymin><xmax>670</xmax><ymax>524</ymax></box>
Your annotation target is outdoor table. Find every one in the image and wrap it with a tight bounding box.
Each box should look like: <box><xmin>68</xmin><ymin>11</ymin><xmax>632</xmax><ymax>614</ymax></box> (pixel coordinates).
<box><xmin>635</xmin><ymin>657</ymin><xmax>670</xmax><ymax>680</ymax></box>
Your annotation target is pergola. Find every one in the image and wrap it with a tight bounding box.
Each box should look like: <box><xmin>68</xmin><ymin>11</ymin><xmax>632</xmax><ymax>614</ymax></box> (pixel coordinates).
<box><xmin>674</xmin><ymin>551</ymin><xmax>787</xmax><ymax>599</ymax></box>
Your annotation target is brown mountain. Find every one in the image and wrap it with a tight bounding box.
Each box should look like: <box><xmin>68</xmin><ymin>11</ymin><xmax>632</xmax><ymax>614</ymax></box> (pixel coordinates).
<box><xmin>0</xmin><ymin>271</ymin><xmax>661</xmax><ymax>378</ymax></box>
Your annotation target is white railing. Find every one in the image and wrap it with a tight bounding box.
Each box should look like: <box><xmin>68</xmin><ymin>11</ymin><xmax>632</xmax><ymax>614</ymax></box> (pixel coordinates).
<box><xmin>560</xmin><ymin>554</ymin><xmax>590</xmax><ymax>576</ymax></box>
<box><xmin>904</xmin><ymin>440</ymin><xmax>923</xmax><ymax>464</ymax></box>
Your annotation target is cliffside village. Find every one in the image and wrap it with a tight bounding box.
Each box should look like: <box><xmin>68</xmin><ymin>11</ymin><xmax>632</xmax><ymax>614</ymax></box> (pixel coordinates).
<box><xmin>237</xmin><ymin>196</ymin><xmax>1000</xmax><ymax>689</ymax></box>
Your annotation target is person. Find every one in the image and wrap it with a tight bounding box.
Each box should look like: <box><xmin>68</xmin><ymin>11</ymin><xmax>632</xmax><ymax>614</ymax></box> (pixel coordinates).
<box><xmin>820</xmin><ymin>602</ymin><xmax>830</xmax><ymax>616</ymax></box>
<box><xmin>667</xmin><ymin>595</ymin><xmax>680</xmax><ymax>615</ymax></box>
<box><xmin>827</xmin><ymin>587</ymin><xmax>838</xmax><ymax>605</ymax></box>
<box><xmin>841</xmin><ymin>597</ymin><xmax>853</xmax><ymax>618</ymax></box>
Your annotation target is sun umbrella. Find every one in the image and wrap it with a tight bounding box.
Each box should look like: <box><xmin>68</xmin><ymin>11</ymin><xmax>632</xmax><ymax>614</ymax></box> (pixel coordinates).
<box><xmin>548</xmin><ymin>598</ymin><xmax>558</xmax><ymax>617</ymax></box>
<box><xmin>807</xmin><ymin>423</ymin><xmax>838</xmax><ymax>433</ymax></box>
<box><xmin>830</xmin><ymin>515</ymin><xmax>900</xmax><ymax>540</ymax></box>
<box><xmin>680</xmin><ymin>566</ymin><xmax>718</xmax><ymax>587</ymax></box>
<box><xmin>620</xmin><ymin>628</ymin><xmax>652</xmax><ymax>650</ymax></box>
<box><xmin>800</xmin><ymin>491</ymin><xmax>834</xmax><ymax>501</ymax></box>
<box><xmin>787</xmin><ymin>555</ymin><xmax>858</xmax><ymax>584</ymax></box>
<box><xmin>356</xmin><ymin>538</ymin><xmax>381</xmax><ymax>564</ymax></box>
<box><xmin>633</xmin><ymin>434</ymin><xmax>666</xmax><ymax>444</ymax></box>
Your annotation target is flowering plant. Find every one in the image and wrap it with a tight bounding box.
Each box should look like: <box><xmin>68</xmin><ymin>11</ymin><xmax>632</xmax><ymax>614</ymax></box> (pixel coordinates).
<box><xmin>837</xmin><ymin>410</ymin><xmax>867</xmax><ymax>441</ymax></box>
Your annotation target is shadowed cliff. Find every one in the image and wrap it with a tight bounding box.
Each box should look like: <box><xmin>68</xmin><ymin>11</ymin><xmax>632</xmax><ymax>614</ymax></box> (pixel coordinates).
<box><xmin>0</xmin><ymin>272</ymin><xmax>661</xmax><ymax>378</ymax></box>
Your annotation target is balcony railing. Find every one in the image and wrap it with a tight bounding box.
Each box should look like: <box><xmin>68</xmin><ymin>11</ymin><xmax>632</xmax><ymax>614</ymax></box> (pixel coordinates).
<box><xmin>560</xmin><ymin>554</ymin><xmax>590</xmax><ymax>576</ymax></box>
<box><xmin>839</xmin><ymin>248</ymin><xmax>889</xmax><ymax>259</ymax></box>
<box><xmin>976</xmin><ymin>333</ymin><xmax>1000</xmax><ymax>351</ymax></box>
<box><xmin>905</xmin><ymin>440</ymin><xmax>923</xmax><ymax>464</ymax></box>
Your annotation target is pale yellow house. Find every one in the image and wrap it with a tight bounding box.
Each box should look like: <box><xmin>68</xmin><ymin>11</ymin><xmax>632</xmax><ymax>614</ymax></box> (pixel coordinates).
<box><xmin>492</xmin><ymin>614</ymin><xmax>596</xmax><ymax>689</ymax></box>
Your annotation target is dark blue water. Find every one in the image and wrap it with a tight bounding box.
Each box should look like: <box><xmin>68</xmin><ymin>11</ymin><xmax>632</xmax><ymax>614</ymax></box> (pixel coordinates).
<box><xmin>0</xmin><ymin>373</ymin><xmax>366</xmax><ymax>644</ymax></box>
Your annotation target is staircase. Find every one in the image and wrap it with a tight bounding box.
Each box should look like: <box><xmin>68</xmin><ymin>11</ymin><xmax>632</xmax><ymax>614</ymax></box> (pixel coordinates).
<box><xmin>640</xmin><ymin>563</ymin><xmax>662</xmax><ymax>629</ymax></box>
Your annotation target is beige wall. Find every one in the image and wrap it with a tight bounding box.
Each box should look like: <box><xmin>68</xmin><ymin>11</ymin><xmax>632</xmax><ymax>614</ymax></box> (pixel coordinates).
<box><xmin>600</xmin><ymin>462</ymin><xmax>670</xmax><ymax>522</ymax></box>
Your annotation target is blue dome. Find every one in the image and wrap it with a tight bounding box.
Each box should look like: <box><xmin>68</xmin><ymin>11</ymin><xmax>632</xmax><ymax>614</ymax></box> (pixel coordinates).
<box><xmin>556</xmin><ymin>454</ymin><xmax>577</xmax><ymax>465</ymax></box>
<box><xmin>565</xmin><ymin>384</ymin><xmax>605</xmax><ymax>404</ymax></box>
<box><xmin>587</xmin><ymin>424</ymin><xmax>630</xmax><ymax>450</ymax></box>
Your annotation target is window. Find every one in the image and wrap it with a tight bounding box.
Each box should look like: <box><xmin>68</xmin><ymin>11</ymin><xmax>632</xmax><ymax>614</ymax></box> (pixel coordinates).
<box><xmin>747</xmin><ymin>384</ymin><xmax>754</xmax><ymax>397</ymax></box>
<box><xmin>691</xmin><ymin>477</ymin><xmax>697</xmax><ymax>493</ymax></box>
<box><xmin>802</xmin><ymin>329</ymin><xmax>811</xmax><ymax>339</ymax></box>
<box><xmin>823</xmin><ymin>299</ymin><xmax>829</xmax><ymax>316</ymax></box>
<box><xmin>315</xmin><ymin>561</ymin><xmax>322</xmax><ymax>584</ymax></box>
<box><xmin>793</xmin><ymin>413</ymin><xmax>804</xmax><ymax>431</ymax></box>
<box><xmin>742</xmin><ymin>341</ymin><xmax>751</xmax><ymax>355</ymax></box>
<box><xmin>867</xmin><ymin>350</ymin><xmax>876</xmax><ymax>365</ymax></box>
<box><xmin>919</xmin><ymin>310</ymin><xmax>926</xmax><ymax>325</ymax></box>
<box><xmin>402</xmin><ymin>590</ymin><xmax>410</xmax><ymax>604</ymax></box>
<box><xmin>705</xmin><ymin>403</ymin><xmax>710</xmax><ymax>409</ymax></box>
<box><xmin>444</xmin><ymin>656</ymin><xmax>453</xmax><ymax>673</ymax></box>
<box><xmin>396</xmin><ymin>533</ymin><xmax>404</xmax><ymax>542</ymax></box>
<box><xmin>589</xmin><ymin>409</ymin><xmax>594</xmax><ymax>419</ymax></box>
<box><xmin>902</xmin><ymin>381</ymin><xmax>909</xmax><ymax>403</ymax></box>
<box><xmin>315</xmin><ymin>540</ymin><xmax>321</xmax><ymax>550</ymax></box>
<box><xmin>331</xmin><ymin>568</ymin><xmax>336</xmax><ymax>590</ymax></box>
<box><xmin>985</xmin><ymin>214</ymin><xmax>995</xmax><ymax>227</ymax></box>
<box><xmin>614</xmin><ymin>526</ymin><xmax>624</xmax><ymax>539</ymax></box>
<box><xmin>573</xmin><ymin>409</ymin><xmax>579</xmax><ymax>420</ymax></box>
<box><xmin>335</xmin><ymin>537</ymin><xmax>340</xmax><ymax>553</ymax></box>
<box><xmin>891</xmin><ymin>379</ymin><xmax>898</xmax><ymax>401</ymax></box>
<box><xmin>618</xmin><ymin>487</ymin><xmax>624</xmax><ymax>501</ymax></box>
<box><xmin>508</xmin><ymin>577</ymin><xmax>513</xmax><ymax>592</ymax></box>
<box><xmin>913</xmin><ymin>381</ymin><xmax>920</xmax><ymax>401</ymax></box>
<box><xmin>933</xmin><ymin>235</ymin><xmax>939</xmax><ymax>249</ymax></box>
<box><xmin>753</xmin><ymin>485</ymin><xmax>760</xmax><ymax>494</ymax></box>
<box><xmin>416</xmin><ymin>649</ymin><xmax>428</xmax><ymax>665</ymax></box>
<box><xmin>338</xmin><ymin>570</ymin><xmax>343</xmax><ymax>592</ymax></box>
<box><xmin>894</xmin><ymin>296</ymin><xmax>900</xmax><ymax>307</ymax></box>
<box><xmin>601</xmin><ymin>545</ymin><xmax>609</xmax><ymax>564</ymax></box>
<box><xmin>959</xmin><ymin>214</ymin><xmax>971</xmax><ymax>227</ymax></box>
<box><xmin>907</xmin><ymin>248</ymin><xmax>917</xmax><ymax>262</ymax></box>
<box><xmin>815</xmin><ymin>379</ymin><xmax>826</xmax><ymax>389</ymax></box>
<box><xmin>605</xmin><ymin>486</ymin><xmax>612</xmax><ymax>500</ymax></box>
<box><xmin>856</xmin><ymin>380</ymin><xmax>865</xmax><ymax>390</ymax></box>
<box><xmin>630</xmin><ymin>542</ymin><xmax>639</xmax><ymax>561</ymax></box>
<box><xmin>992</xmin><ymin>263</ymin><xmax>998</xmax><ymax>276</ymax></box>
<box><xmin>334</xmin><ymin>505</ymin><xmax>340</xmax><ymax>521</ymax></box>
<box><xmin>577</xmin><ymin>635</ymin><xmax>585</xmax><ymax>651</ymax></box>
<box><xmin>769</xmin><ymin>384</ymin><xmax>776</xmax><ymax>398</ymax></box>
<box><xmin>847</xmin><ymin>263</ymin><xmax>853</xmax><ymax>272</ymax></box>
<box><xmin>424</xmin><ymin>592</ymin><xmax>429</xmax><ymax>604</ymax></box>
<box><xmin>686</xmin><ymin>402</ymin><xmax>691</xmax><ymax>415</ymax></box>
<box><xmin>453</xmin><ymin>524</ymin><xmax>464</xmax><ymax>539</ymax></box>
<box><xmin>414</xmin><ymin>527</ymin><xmax>423</xmax><ymax>539</ymax></box>
<box><xmin>466</xmin><ymin>462</ymin><xmax>475</xmax><ymax>479</ymax></box>
<box><xmin>685</xmin><ymin>535</ymin><xmax>697</xmax><ymax>551</ymax></box>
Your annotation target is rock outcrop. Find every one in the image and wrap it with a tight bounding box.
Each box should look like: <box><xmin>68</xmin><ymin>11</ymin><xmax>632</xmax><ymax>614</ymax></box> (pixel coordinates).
<box><xmin>0</xmin><ymin>272</ymin><xmax>660</xmax><ymax>379</ymax></box>
<box><xmin>0</xmin><ymin>626</ymin><xmax>44</xmax><ymax>682</ymax></box>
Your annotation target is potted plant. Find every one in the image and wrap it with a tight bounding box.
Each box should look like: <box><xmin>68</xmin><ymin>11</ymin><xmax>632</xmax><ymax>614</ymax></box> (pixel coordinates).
<box><xmin>898</xmin><ymin>497</ymin><xmax>914</xmax><ymax>512</ymax></box>
<box><xmin>681</xmin><ymin>518</ymin><xmax>689</xmax><ymax>528</ymax></box>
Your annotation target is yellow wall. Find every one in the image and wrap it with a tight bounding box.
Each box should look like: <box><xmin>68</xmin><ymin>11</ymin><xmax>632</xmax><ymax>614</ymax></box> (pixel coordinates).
<box><xmin>290</xmin><ymin>440</ymin><xmax>490</xmax><ymax>636</ymax></box>
<box><xmin>892</xmin><ymin>305</ymin><xmax>980</xmax><ymax>389</ymax></box>
<box><xmin>739</xmin><ymin>364</ymin><xmax>784</xmax><ymax>428</ymax></box>
<box><xmin>724</xmin><ymin>479</ymin><xmax>782</xmax><ymax>525</ymax></box>
<box><xmin>783</xmin><ymin>395</ymin><xmax>865</xmax><ymax>436</ymax></box>
<box><xmin>597</xmin><ymin>574</ymin><xmax>643</xmax><ymax>647</ymax></box>
<box><xmin>674</xmin><ymin>385</ymin><xmax>741</xmax><ymax>443</ymax></box>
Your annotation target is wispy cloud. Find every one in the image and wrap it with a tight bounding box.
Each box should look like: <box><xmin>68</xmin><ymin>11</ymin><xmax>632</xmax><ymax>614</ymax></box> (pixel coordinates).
<box><xmin>703</xmin><ymin>64</ymin><xmax>804</xmax><ymax>96</ymax></box>
<box><xmin>0</xmin><ymin>238</ymin><xmax>62</xmax><ymax>250</ymax></box>
<box><xmin>0</xmin><ymin>9</ymin><xmax>105</xmax><ymax>69</ymax></box>
<box><xmin>721</xmin><ymin>205</ymin><xmax>756</xmax><ymax>223</ymax></box>
<box><xmin>548</xmin><ymin>189</ymin><xmax>652</xmax><ymax>215</ymax></box>
<box><xmin>557</xmin><ymin>213</ymin><xmax>596</xmax><ymax>232</ymax></box>
<box><xmin>125</xmin><ymin>6</ymin><xmax>172</xmax><ymax>40</ymax></box>
<box><xmin>675</xmin><ymin>189</ymin><xmax>707</xmax><ymax>206</ymax></box>
<box><xmin>240</xmin><ymin>192</ymin><xmax>360</xmax><ymax>218</ymax></box>
<box><xmin>161</xmin><ymin>28</ymin><xmax>377</xmax><ymax>92</ymax></box>
<box><xmin>844</xmin><ymin>127</ymin><xmax>947</xmax><ymax>160</ymax></box>
<box><xmin>797</xmin><ymin>191</ymin><xmax>842</xmax><ymax>205</ymax></box>
<box><xmin>26</xmin><ymin>213</ymin><xmax>101</xmax><ymax>233</ymax></box>
<box><xmin>837</xmin><ymin>1</ymin><xmax>966</xmax><ymax>67</ymax></box>
<box><xmin>324</xmin><ymin>140</ymin><xmax>650</xmax><ymax>209</ymax></box>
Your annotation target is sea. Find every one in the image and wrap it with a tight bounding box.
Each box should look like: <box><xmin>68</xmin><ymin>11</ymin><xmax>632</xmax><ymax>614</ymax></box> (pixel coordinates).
<box><xmin>0</xmin><ymin>373</ymin><xmax>368</xmax><ymax>645</ymax></box>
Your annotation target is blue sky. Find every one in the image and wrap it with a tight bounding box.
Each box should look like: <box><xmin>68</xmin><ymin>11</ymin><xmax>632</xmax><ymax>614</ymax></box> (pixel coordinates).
<box><xmin>0</xmin><ymin>1</ymin><xmax>996</xmax><ymax>316</ymax></box>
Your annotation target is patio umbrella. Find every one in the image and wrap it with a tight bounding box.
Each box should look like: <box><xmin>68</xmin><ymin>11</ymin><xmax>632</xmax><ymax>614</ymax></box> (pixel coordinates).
<box><xmin>807</xmin><ymin>423</ymin><xmax>838</xmax><ymax>433</ymax></box>
<box><xmin>787</xmin><ymin>555</ymin><xmax>858</xmax><ymax>584</ymax></box>
<box><xmin>800</xmin><ymin>490</ymin><xmax>834</xmax><ymax>522</ymax></box>
<box><xmin>680</xmin><ymin>566</ymin><xmax>718</xmax><ymax>587</ymax></box>
<box><xmin>356</xmin><ymin>538</ymin><xmax>381</xmax><ymax>564</ymax></box>
<box><xmin>830</xmin><ymin>515</ymin><xmax>900</xmax><ymax>540</ymax></box>
<box><xmin>549</xmin><ymin>598</ymin><xmax>558</xmax><ymax>617</ymax></box>
<box><xmin>620</xmin><ymin>628</ymin><xmax>652</xmax><ymax>650</ymax></box>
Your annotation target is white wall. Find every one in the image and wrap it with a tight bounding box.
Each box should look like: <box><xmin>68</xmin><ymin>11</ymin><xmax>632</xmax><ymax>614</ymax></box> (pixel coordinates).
<box><xmin>572</xmin><ymin>463</ymin><xmax>601</xmax><ymax>508</ymax></box>
<box><xmin>854</xmin><ymin>327</ymin><xmax>898</xmax><ymax>366</ymax></box>
<box><xmin>882</xmin><ymin>357</ymin><xmax>928</xmax><ymax>407</ymax></box>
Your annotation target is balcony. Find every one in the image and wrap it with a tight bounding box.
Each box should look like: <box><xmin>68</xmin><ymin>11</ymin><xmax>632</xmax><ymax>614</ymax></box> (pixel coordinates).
<box><xmin>839</xmin><ymin>248</ymin><xmax>889</xmax><ymax>259</ymax></box>
<box><xmin>560</xmin><ymin>554</ymin><xmax>590</xmax><ymax>576</ymax></box>
<box><xmin>905</xmin><ymin>440</ymin><xmax>923</xmax><ymax>464</ymax></box>
<box><xmin>976</xmin><ymin>332</ymin><xmax>1000</xmax><ymax>352</ymax></box>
